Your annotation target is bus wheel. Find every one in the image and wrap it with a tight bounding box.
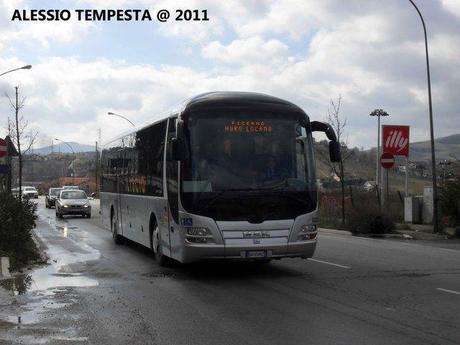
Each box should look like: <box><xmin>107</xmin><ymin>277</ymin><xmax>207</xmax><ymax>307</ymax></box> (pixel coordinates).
<box><xmin>111</xmin><ymin>214</ymin><xmax>124</xmax><ymax>245</ymax></box>
<box><xmin>151</xmin><ymin>222</ymin><xmax>169</xmax><ymax>267</ymax></box>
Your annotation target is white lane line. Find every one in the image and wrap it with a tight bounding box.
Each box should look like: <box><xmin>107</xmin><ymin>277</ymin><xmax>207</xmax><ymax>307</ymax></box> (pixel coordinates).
<box><xmin>308</xmin><ymin>258</ymin><xmax>351</xmax><ymax>269</ymax></box>
<box><xmin>436</xmin><ymin>288</ymin><xmax>460</xmax><ymax>295</ymax></box>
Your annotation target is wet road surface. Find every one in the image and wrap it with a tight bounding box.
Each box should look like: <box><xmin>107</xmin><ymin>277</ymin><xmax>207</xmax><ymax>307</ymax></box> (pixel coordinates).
<box><xmin>1</xmin><ymin>197</ymin><xmax>460</xmax><ymax>344</ymax></box>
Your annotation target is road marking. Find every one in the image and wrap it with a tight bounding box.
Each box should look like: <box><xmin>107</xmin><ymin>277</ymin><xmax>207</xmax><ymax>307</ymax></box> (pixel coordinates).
<box><xmin>308</xmin><ymin>258</ymin><xmax>351</xmax><ymax>269</ymax></box>
<box><xmin>436</xmin><ymin>288</ymin><xmax>460</xmax><ymax>295</ymax></box>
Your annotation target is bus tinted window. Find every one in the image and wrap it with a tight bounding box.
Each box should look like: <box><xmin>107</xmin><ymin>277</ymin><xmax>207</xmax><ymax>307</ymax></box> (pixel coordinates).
<box><xmin>136</xmin><ymin>120</ymin><xmax>167</xmax><ymax>196</ymax></box>
<box><xmin>101</xmin><ymin>121</ymin><xmax>167</xmax><ymax>196</ymax></box>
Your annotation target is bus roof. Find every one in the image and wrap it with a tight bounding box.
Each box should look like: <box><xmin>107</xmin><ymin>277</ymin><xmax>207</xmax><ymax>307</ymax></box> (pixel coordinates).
<box><xmin>103</xmin><ymin>91</ymin><xmax>306</xmax><ymax>147</ymax></box>
<box><xmin>185</xmin><ymin>91</ymin><xmax>304</xmax><ymax>113</ymax></box>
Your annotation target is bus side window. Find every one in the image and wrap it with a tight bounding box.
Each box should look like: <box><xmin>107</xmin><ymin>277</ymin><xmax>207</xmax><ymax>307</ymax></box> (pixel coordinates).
<box><xmin>136</xmin><ymin>120</ymin><xmax>167</xmax><ymax>196</ymax></box>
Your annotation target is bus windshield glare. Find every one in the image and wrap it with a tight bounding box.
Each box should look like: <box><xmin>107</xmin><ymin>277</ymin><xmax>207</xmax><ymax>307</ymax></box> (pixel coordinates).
<box><xmin>181</xmin><ymin>111</ymin><xmax>317</xmax><ymax>222</ymax></box>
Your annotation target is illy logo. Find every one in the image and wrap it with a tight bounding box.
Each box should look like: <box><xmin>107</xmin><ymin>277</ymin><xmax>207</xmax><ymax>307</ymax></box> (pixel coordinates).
<box><xmin>384</xmin><ymin>130</ymin><xmax>408</xmax><ymax>153</ymax></box>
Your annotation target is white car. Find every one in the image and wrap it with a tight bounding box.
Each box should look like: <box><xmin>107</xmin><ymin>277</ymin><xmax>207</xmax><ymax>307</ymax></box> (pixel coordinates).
<box><xmin>11</xmin><ymin>186</ymin><xmax>39</xmax><ymax>199</ymax></box>
<box><xmin>22</xmin><ymin>186</ymin><xmax>39</xmax><ymax>199</ymax></box>
<box><xmin>55</xmin><ymin>190</ymin><xmax>91</xmax><ymax>218</ymax></box>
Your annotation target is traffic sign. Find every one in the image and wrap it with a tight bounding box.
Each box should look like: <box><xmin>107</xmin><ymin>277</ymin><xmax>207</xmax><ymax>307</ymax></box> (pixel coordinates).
<box><xmin>380</xmin><ymin>152</ymin><xmax>395</xmax><ymax>169</ymax></box>
<box><xmin>0</xmin><ymin>138</ymin><xmax>7</xmax><ymax>158</ymax></box>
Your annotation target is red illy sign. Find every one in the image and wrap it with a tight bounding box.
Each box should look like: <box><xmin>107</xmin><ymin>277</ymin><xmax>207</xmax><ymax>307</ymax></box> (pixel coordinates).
<box><xmin>382</xmin><ymin>125</ymin><xmax>409</xmax><ymax>157</ymax></box>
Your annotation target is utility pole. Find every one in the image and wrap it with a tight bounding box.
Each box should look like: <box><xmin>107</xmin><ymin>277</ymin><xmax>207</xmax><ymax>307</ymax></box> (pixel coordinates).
<box><xmin>14</xmin><ymin>86</ymin><xmax>22</xmax><ymax>199</ymax></box>
<box><xmin>97</xmin><ymin>128</ymin><xmax>102</xmax><ymax>197</ymax></box>
<box><xmin>95</xmin><ymin>141</ymin><xmax>99</xmax><ymax>197</ymax></box>
<box><xmin>6</xmin><ymin>118</ymin><xmax>11</xmax><ymax>192</ymax></box>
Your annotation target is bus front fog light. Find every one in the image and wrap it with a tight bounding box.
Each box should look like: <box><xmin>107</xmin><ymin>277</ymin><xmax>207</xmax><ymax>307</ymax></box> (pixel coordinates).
<box><xmin>186</xmin><ymin>227</ymin><xmax>210</xmax><ymax>236</ymax></box>
<box><xmin>301</xmin><ymin>224</ymin><xmax>317</xmax><ymax>233</ymax></box>
<box><xmin>185</xmin><ymin>227</ymin><xmax>214</xmax><ymax>244</ymax></box>
<box><xmin>298</xmin><ymin>224</ymin><xmax>317</xmax><ymax>241</ymax></box>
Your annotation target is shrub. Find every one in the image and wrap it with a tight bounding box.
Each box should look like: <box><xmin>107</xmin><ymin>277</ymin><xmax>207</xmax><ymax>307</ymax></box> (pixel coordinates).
<box><xmin>347</xmin><ymin>199</ymin><xmax>395</xmax><ymax>235</ymax></box>
<box><xmin>0</xmin><ymin>192</ymin><xmax>40</xmax><ymax>271</ymax></box>
<box><xmin>440</xmin><ymin>179</ymin><xmax>460</xmax><ymax>226</ymax></box>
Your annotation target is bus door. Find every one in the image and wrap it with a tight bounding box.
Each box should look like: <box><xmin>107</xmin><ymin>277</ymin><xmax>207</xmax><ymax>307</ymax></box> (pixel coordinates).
<box><xmin>166</xmin><ymin>118</ymin><xmax>179</xmax><ymax>259</ymax></box>
<box><xmin>115</xmin><ymin>143</ymin><xmax>124</xmax><ymax>237</ymax></box>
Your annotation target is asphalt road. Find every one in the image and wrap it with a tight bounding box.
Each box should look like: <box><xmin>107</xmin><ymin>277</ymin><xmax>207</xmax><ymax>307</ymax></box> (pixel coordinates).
<box><xmin>1</xmin><ymin>196</ymin><xmax>460</xmax><ymax>345</ymax></box>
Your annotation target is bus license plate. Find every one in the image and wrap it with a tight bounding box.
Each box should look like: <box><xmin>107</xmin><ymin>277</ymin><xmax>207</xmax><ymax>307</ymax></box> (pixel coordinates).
<box><xmin>245</xmin><ymin>250</ymin><xmax>266</xmax><ymax>258</ymax></box>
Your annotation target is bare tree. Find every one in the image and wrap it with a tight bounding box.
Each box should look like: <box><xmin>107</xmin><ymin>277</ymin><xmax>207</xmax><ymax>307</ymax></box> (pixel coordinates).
<box><xmin>6</xmin><ymin>86</ymin><xmax>38</xmax><ymax>198</ymax></box>
<box><xmin>318</xmin><ymin>96</ymin><xmax>354</xmax><ymax>227</ymax></box>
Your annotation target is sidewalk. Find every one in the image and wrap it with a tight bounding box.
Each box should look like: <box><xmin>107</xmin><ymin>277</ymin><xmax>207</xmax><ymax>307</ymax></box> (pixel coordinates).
<box><xmin>320</xmin><ymin>225</ymin><xmax>449</xmax><ymax>240</ymax></box>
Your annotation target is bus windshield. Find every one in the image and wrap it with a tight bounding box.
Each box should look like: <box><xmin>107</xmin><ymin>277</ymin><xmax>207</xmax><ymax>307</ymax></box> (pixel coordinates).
<box><xmin>181</xmin><ymin>110</ymin><xmax>317</xmax><ymax>222</ymax></box>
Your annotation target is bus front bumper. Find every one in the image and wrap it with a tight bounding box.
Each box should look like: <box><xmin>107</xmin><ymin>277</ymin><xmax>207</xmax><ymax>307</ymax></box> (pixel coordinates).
<box><xmin>180</xmin><ymin>240</ymin><xmax>317</xmax><ymax>263</ymax></box>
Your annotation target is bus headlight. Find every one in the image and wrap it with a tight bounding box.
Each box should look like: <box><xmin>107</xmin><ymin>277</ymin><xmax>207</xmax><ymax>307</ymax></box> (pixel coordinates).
<box><xmin>298</xmin><ymin>224</ymin><xmax>317</xmax><ymax>241</ymax></box>
<box><xmin>185</xmin><ymin>227</ymin><xmax>214</xmax><ymax>244</ymax></box>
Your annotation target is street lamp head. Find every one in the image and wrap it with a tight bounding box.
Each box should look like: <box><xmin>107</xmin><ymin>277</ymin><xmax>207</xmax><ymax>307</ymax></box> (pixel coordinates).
<box><xmin>107</xmin><ymin>111</ymin><xmax>135</xmax><ymax>127</ymax></box>
<box><xmin>369</xmin><ymin>109</ymin><xmax>389</xmax><ymax>117</ymax></box>
<box><xmin>21</xmin><ymin>65</ymin><xmax>32</xmax><ymax>70</ymax></box>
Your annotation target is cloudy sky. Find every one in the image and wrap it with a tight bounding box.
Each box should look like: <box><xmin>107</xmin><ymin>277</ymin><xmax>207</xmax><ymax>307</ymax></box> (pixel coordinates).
<box><xmin>0</xmin><ymin>0</ymin><xmax>459</xmax><ymax>150</ymax></box>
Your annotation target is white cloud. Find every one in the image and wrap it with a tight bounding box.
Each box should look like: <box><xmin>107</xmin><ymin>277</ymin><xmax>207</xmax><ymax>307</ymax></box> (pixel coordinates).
<box><xmin>202</xmin><ymin>36</ymin><xmax>289</xmax><ymax>64</ymax></box>
<box><xmin>441</xmin><ymin>0</ymin><xmax>460</xmax><ymax>17</ymax></box>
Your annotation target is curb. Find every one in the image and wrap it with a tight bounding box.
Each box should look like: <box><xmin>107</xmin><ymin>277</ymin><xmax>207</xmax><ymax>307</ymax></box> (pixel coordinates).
<box><xmin>318</xmin><ymin>228</ymin><xmax>352</xmax><ymax>236</ymax></box>
<box><xmin>319</xmin><ymin>228</ymin><xmax>413</xmax><ymax>240</ymax></box>
<box><xmin>32</xmin><ymin>221</ymin><xmax>49</xmax><ymax>264</ymax></box>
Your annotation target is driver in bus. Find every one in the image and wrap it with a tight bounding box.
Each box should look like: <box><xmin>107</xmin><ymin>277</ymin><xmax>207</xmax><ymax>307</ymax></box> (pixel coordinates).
<box><xmin>218</xmin><ymin>137</ymin><xmax>233</xmax><ymax>170</ymax></box>
<box><xmin>260</xmin><ymin>156</ymin><xmax>281</xmax><ymax>182</ymax></box>
<box><xmin>191</xmin><ymin>145</ymin><xmax>210</xmax><ymax>180</ymax></box>
<box><xmin>260</xmin><ymin>153</ymin><xmax>294</xmax><ymax>183</ymax></box>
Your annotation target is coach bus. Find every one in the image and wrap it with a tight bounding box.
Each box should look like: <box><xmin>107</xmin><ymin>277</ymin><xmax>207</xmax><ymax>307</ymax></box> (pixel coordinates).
<box><xmin>100</xmin><ymin>92</ymin><xmax>340</xmax><ymax>265</ymax></box>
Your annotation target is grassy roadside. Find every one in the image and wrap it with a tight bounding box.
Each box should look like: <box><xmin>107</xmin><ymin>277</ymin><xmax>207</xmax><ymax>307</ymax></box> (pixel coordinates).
<box><xmin>0</xmin><ymin>192</ymin><xmax>42</xmax><ymax>272</ymax></box>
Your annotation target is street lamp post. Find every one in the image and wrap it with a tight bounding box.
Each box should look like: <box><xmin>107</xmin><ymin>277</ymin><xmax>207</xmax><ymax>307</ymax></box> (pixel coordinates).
<box><xmin>0</xmin><ymin>65</ymin><xmax>32</xmax><ymax>77</ymax></box>
<box><xmin>107</xmin><ymin>112</ymin><xmax>135</xmax><ymax>127</ymax></box>
<box><xmin>54</xmin><ymin>138</ymin><xmax>76</xmax><ymax>184</ymax></box>
<box><xmin>408</xmin><ymin>0</ymin><xmax>439</xmax><ymax>233</ymax></box>
<box><xmin>1</xmin><ymin>65</ymin><xmax>32</xmax><ymax>193</ymax></box>
<box><xmin>370</xmin><ymin>108</ymin><xmax>389</xmax><ymax>205</ymax></box>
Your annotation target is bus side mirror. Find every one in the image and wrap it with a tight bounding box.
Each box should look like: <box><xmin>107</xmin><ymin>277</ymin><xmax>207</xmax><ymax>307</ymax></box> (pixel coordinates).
<box><xmin>311</xmin><ymin>121</ymin><xmax>337</xmax><ymax>142</ymax></box>
<box><xmin>311</xmin><ymin>121</ymin><xmax>341</xmax><ymax>162</ymax></box>
<box><xmin>329</xmin><ymin>141</ymin><xmax>341</xmax><ymax>163</ymax></box>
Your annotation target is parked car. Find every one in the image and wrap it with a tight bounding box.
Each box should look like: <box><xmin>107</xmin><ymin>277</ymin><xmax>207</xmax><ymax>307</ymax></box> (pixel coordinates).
<box><xmin>11</xmin><ymin>187</ymin><xmax>19</xmax><ymax>197</ymax></box>
<box><xmin>55</xmin><ymin>190</ymin><xmax>91</xmax><ymax>218</ymax></box>
<box><xmin>45</xmin><ymin>188</ymin><xmax>63</xmax><ymax>208</ymax></box>
<box><xmin>22</xmin><ymin>186</ymin><xmax>39</xmax><ymax>199</ymax></box>
<box><xmin>62</xmin><ymin>185</ymin><xmax>81</xmax><ymax>190</ymax></box>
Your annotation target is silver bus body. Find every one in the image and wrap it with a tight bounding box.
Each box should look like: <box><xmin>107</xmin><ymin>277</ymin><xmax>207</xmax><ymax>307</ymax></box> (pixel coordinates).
<box><xmin>100</xmin><ymin>92</ymin><xmax>324</xmax><ymax>263</ymax></box>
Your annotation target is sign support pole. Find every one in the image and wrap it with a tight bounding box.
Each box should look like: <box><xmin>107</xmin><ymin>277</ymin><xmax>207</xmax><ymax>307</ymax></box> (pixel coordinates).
<box><xmin>405</xmin><ymin>157</ymin><xmax>409</xmax><ymax>197</ymax></box>
<box><xmin>381</xmin><ymin>168</ymin><xmax>387</xmax><ymax>209</ymax></box>
<box><xmin>386</xmin><ymin>168</ymin><xmax>389</xmax><ymax>208</ymax></box>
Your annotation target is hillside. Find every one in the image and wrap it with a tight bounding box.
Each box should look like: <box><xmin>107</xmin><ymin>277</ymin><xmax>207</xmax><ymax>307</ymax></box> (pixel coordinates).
<box><xmin>32</xmin><ymin>142</ymin><xmax>95</xmax><ymax>155</ymax></box>
<box><xmin>409</xmin><ymin>134</ymin><xmax>460</xmax><ymax>161</ymax></box>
